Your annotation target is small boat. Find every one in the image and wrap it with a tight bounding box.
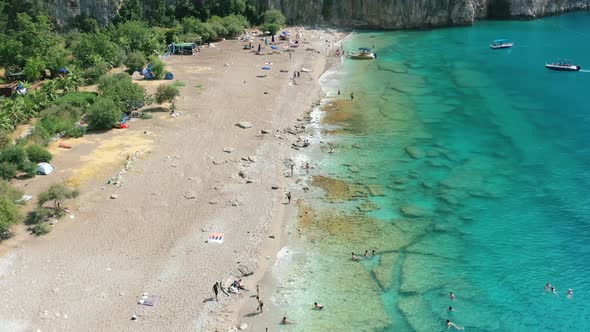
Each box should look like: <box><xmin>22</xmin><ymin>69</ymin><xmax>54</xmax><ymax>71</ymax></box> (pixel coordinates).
<box><xmin>545</xmin><ymin>59</ymin><xmax>581</xmax><ymax>72</ymax></box>
<box><xmin>348</xmin><ymin>47</ymin><xmax>376</xmax><ymax>60</ymax></box>
<box><xmin>490</xmin><ymin>39</ymin><xmax>513</xmax><ymax>49</ymax></box>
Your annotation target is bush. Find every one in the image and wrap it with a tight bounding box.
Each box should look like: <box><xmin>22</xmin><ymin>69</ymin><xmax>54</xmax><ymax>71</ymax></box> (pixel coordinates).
<box><xmin>83</xmin><ymin>63</ymin><xmax>110</xmax><ymax>85</ymax></box>
<box><xmin>27</xmin><ymin>207</ymin><xmax>53</xmax><ymax>225</ymax></box>
<box><xmin>32</xmin><ymin>222</ymin><xmax>51</xmax><ymax>235</ymax></box>
<box><xmin>38</xmin><ymin>183</ymin><xmax>80</xmax><ymax>210</ymax></box>
<box><xmin>149</xmin><ymin>56</ymin><xmax>166</xmax><ymax>80</ymax></box>
<box><xmin>26</xmin><ymin>145</ymin><xmax>52</xmax><ymax>163</ymax></box>
<box><xmin>0</xmin><ymin>162</ymin><xmax>17</xmax><ymax>180</ymax></box>
<box><xmin>0</xmin><ymin>146</ymin><xmax>27</xmax><ymax>169</ymax></box>
<box><xmin>87</xmin><ymin>98</ymin><xmax>121</xmax><ymax>130</ymax></box>
<box><xmin>52</xmin><ymin>92</ymin><xmax>98</xmax><ymax>108</ymax></box>
<box><xmin>98</xmin><ymin>73</ymin><xmax>146</xmax><ymax>111</ymax></box>
<box><xmin>155</xmin><ymin>84</ymin><xmax>180</xmax><ymax>104</ymax></box>
<box><xmin>124</xmin><ymin>51</ymin><xmax>146</xmax><ymax>74</ymax></box>
<box><xmin>0</xmin><ymin>180</ymin><xmax>23</xmax><ymax>202</ymax></box>
<box><xmin>20</xmin><ymin>161</ymin><xmax>37</xmax><ymax>178</ymax></box>
<box><xmin>0</xmin><ymin>196</ymin><xmax>23</xmax><ymax>234</ymax></box>
<box><xmin>262</xmin><ymin>23</ymin><xmax>280</xmax><ymax>35</ymax></box>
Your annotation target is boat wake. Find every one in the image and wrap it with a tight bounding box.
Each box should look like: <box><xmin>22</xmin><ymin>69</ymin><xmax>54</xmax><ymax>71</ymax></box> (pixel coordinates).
<box><xmin>579</xmin><ymin>70</ymin><xmax>590</xmax><ymax>73</ymax></box>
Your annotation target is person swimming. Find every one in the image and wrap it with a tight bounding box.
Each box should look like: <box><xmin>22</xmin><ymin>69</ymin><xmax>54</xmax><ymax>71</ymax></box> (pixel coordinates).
<box><xmin>551</xmin><ymin>286</ymin><xmax>557</xmax><ymax>295</ymax></box>
<box><xmin>544</xmin><ymin>282</ymin><xmax>552</xmax><ymax>293</ymax></box>
<box><xmin>314</xmin><ymin>302</ymin><xmax>324</xmax><ymax>310</ymax></box>
<box><xmin>449</xmin><ymin>292</ymin><xmax>456</xmax><ymax>301</ymax></box>
<box><xmin>447</xmin><ymin>319</ymin><xmax>464</xmax><ymax>330</ymax></box>
<box><xmin>567</xmin><ymin>288</ymin><xmax>573</xmax><ymax>299</ymax></box>
<box><xmin>448</xmin><ymin>306</ymin><xmax>455</xmax><ymax>312</ymax></box>
<box><xmin>351</xmin><ymin>252</ymin><xmax>360</xmax><ymax>261</ymax></box>
<box><xmin>281</xmin><ymin>316</ymin><xmax>294</xmax><ymax>325</ymax></box>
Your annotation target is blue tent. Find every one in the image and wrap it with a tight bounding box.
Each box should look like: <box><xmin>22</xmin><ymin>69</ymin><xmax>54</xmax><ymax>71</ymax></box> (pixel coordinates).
<box><xmin>165</xmin><ymin>72</ymin><xmax>174</xmax><ymax>80</ymax></box>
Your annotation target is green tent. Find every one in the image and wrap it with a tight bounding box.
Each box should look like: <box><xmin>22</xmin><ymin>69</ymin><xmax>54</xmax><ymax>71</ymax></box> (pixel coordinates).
<box><xmin>168</xmin><ymin>43</ymin><xmax>197</xmax><ymax>55</ymax></box>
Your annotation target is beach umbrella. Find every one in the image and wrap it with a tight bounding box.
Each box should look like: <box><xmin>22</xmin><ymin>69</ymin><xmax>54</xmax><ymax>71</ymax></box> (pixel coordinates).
<box><xmin>261</xmin><ymin>66</ymin><xmax>271</xmax><ymax>70</ymax></box>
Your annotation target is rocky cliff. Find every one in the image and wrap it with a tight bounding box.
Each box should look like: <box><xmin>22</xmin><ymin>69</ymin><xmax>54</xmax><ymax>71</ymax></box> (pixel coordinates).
<box><xmin>51</xmin><ymin>0</ymin><xmax>589</xmax><ymax>29</ymax></box>
<box><xmin>262</xmin><ymin>0</ymin><xmax>590</xmax><ymax>28</ymax></box>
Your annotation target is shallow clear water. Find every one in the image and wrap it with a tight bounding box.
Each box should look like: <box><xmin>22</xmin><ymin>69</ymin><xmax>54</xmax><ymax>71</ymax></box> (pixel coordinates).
<box><xmin>274</xmin><ymin>13</ymin><xmax>590</xmax><ymax>332</ymax></box>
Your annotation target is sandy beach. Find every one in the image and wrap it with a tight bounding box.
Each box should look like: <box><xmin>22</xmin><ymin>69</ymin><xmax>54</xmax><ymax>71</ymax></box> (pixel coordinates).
<box><xmin>0</xmin><ymin>28</ymin><xmax>344</xmax><ymax>331</ymax></box>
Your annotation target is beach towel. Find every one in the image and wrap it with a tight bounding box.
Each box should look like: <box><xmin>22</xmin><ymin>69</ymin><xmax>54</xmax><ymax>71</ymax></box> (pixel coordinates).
<box><xmin>142</xmin><ymin>295</ymin><xmax>159</xmax><ymax>306</ymax></box>
<box><xmin>208</xmin><ymin>232</ymin><xmax>224</xmax><ymax>243</ymax></box>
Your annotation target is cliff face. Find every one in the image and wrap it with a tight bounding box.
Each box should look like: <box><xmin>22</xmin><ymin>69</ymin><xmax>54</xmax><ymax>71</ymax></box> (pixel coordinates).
<box><xmin>51</xmin><ymin>0</ymin><xmax>589</xmax><ymax>29</ymax></box>
<box><xmin>262</xmin><ymin>0</ymin><xmax>589</xmax><ymax>28</ymax></box>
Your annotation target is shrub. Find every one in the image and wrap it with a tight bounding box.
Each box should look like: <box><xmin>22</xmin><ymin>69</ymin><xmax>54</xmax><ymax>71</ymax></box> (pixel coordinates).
<box><xmin>87</xmin><ymin>98</ymin><xmax>121</xmax><ymax>130</ymax></box>
<box><xmin>0</xmin><ymin>162</ymin><xmax>17</xmax><ymax>180</ymax></box>
<box><xmin>98</xmin><ymin>73</ymin><xmax>146</xmax><ymax>111</ymax></box>
<box><xmin>26</xmin><ymin>145</ymin><xmax>52</xmax><ymax>163</ymax></box>
<box><xmin>155</xmin><ymin>84</ymin><xmax>180</xmax><ymax>104</ymax></box>
<box><xmin>38</xmin><ymin>183</ymin><xmax>80</xmax><ymax>210</ymax></box>
<box><xmin>83</xmin><ymin>63</ymin><xmax>110</xmax><ymax>85</ymax></box>
<box><xmin>0</xmin><ymin>146</ymin><xmax>27</xmax><ymax>168</ymax></box>
<box><xmin>262</xmin><ymin>23</ymin><xmax>280</xmax><ymax>35</ymax></box>
<box><xmin>20</xmin><ymin>161</ymin><xmax>37</xmax><ymax>178</ymax></box>
<box><xmin>52</xmin><ymin>92</ymin><xmax>98</xmax><ymax>108</ymax></box>
<box><xmin>32</xmin><ymin>222</ymin><xmax>52</xmax><ymax>235</ymax></box>
<box><xmin>0</xmin><ymin>196</ymin><xmax>23</xmax><ymax>234</ymax></box>
<box><xmin>27</xmin><ymin>207</ymin><xmax>53</xmax><ymax>225</ymax></box>
<box><xmin>0</xmin><ymin>180</ymin><xmax>23</xmax><ymax>202</ymax></box>
<box><xmin>124</xmin><ymin>51</ymin><xmax>146</xmax><ymax>74</ymax></box>
<box><xmin>149</xmin><ymin>56</ymin><xmax>166</xmax><ymax>80</ymax></box>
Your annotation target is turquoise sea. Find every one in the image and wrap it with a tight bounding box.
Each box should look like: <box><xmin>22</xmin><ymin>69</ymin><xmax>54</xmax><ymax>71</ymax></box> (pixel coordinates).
<box><xmin>274</xmin><ymin>12</ymin><xmax>590</xmax><ymax>331</ymax></box>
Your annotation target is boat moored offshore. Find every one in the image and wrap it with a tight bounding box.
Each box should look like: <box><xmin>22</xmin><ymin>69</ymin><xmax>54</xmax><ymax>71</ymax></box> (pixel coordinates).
<box><xmin>490</xmin><ymin>39</ymin><xmax>513</xmax><ymax>49</ymax></box>
<box><xmin>545</xmin><ymin>59</ymin><xmax>581</xmax><ymax>71</ymax></box>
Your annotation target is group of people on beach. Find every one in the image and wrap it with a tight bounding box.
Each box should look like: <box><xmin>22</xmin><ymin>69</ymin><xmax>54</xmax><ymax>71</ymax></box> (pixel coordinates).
<box><xmin>212</xmin><ymin>279</ymin><xmax>248</xmax><ymax>300</ymax></box>
<box><xmin>544</xmin><ymin>282</ymin><xmax>574</xmax><ymax>299</ymax></box>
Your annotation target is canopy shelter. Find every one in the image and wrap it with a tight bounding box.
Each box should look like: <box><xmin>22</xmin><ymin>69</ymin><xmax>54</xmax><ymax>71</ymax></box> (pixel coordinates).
<box><xmin>168</xmin><ymin>43</ymin><xmax>197</xmax><ymax>55</ymax></box>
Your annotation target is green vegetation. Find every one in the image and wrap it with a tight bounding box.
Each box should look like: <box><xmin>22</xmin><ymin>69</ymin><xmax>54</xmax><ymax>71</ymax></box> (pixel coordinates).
<box><xmin>155</xmin><ymin>84</ymin><xmax>180</xmax><ymax>105</ymax></box>
<box><xmin>124</xmin><ymin>51</ymin><xmax>147</xmax><ymax>74</ymax></box>
<box><xmin>87</xmin><ymin>98</ymin><xmax>121</xmax><ymax>130</ymax></box>
<box><xmin>38</xmin><ymin>183</ymin><xmax>79</xmax><ymax>211</ymax></box>
<box><xmin>261</xmin><ymin>9</ymin><xmax>286</xmax><ymax>35</ymax></box>
<box><xmin>29</xmin><ymin>183</ymin><xmax>79</xmax><ymax>235</ymax></box>
<box><xmin>0</xmin><ymin>183</ymin><xmax>23</xmax><ymax>236</ymax></box>
<box><xmin>98</xmin><ymin>73</ymin><xmax>146</xmax><ymax>111</ymax></box>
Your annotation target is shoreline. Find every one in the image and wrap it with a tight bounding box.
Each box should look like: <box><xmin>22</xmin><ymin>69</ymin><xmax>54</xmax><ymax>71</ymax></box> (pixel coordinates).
<box><xmin>212</xmin><ymin>30</ymin><xmax>348</xmax><ymax>332</ymax></box>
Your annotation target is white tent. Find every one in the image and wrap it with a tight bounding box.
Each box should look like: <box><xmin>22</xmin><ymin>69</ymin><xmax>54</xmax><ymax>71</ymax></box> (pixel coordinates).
<box><xmin>36</xmin><ymin>162</ymin><xmax>54</xmax><ymax>175</ymax></box>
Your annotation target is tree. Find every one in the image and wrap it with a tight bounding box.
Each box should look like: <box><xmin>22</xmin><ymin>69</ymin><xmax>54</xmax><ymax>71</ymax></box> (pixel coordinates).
<box><xmin>38</xmin><ymin>183</ymin><xmax>79</xmax><ymax>210</ymax></box>
<box><xmin>262</xmin><ymin>9</ymin><xmax>286</xmax><ymax>26</ymax></box>
<box><xmin>23</xmin><ymin>56</ymin><xmax>46</xmax><ymax>81</ymax></box>
<box><xmin>124</xmin><ymin>51</ymin><xmax>146</xmax><ymax>74</ymax></box>
<box><xmin>98</xmin><ymin>73</ymin><xmax>146</xmax><ymax>111</ymax></box>
<box><xmin>87</xmin><ymin>98</ymin><xmax>121</xmax><ymax>130</ymax></box>
<box><xmin>108</xmin><ymin>21</ymin><xmax>164</xmax><ymax>56</ymax></box>
<box><xmin>0</xmin><ymin>162</ymin><xmax>17</xmax><ymax>180</ymax></box>
<box><xmin>71</xmin><ymin>32</ymin><xmax>119</xmax><ymax>68</ymax></box>
<box><xmin>155</xmin><ymin>84</ymin><xmax>180</xmax><ymax>105</ymax></box>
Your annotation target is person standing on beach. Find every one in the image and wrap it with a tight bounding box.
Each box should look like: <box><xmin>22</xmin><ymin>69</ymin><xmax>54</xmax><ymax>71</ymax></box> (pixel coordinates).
<box><xmin>286</xmin><ymin>192</ymin><xmax>292</xmax><ymax>204</ymax></box>
<box><xmin>290</xmin><ymin>164</ymin><xmax>295</xmax><ymax>177</ymax></box>
<box><xmin>289</xmin><ymin>52</ymin><xmax>292</xmax><ymax>61</ymax></box>
<box><xmin>257</xmin><ymin>284</ymin><xmax>260</xmax><ymax>297</ymax></box>
<box><xmin>350</xmin><ymin>92</ymin><xmax>354</xmax><ymax>100</ymax></box>
<box><xmin>213</xmin><ymin>282</ymin><xmax>219</xmax><ymax>301</ymax></box>
<box><xmin>258</xmin><ymin>300</ymin><xmax>264</xmax><ymax>314</ymax></box>
<box><xmin>305</xmin><ymin>162</ymin><xmax>310</xmax><ymax>174</ymax></box>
